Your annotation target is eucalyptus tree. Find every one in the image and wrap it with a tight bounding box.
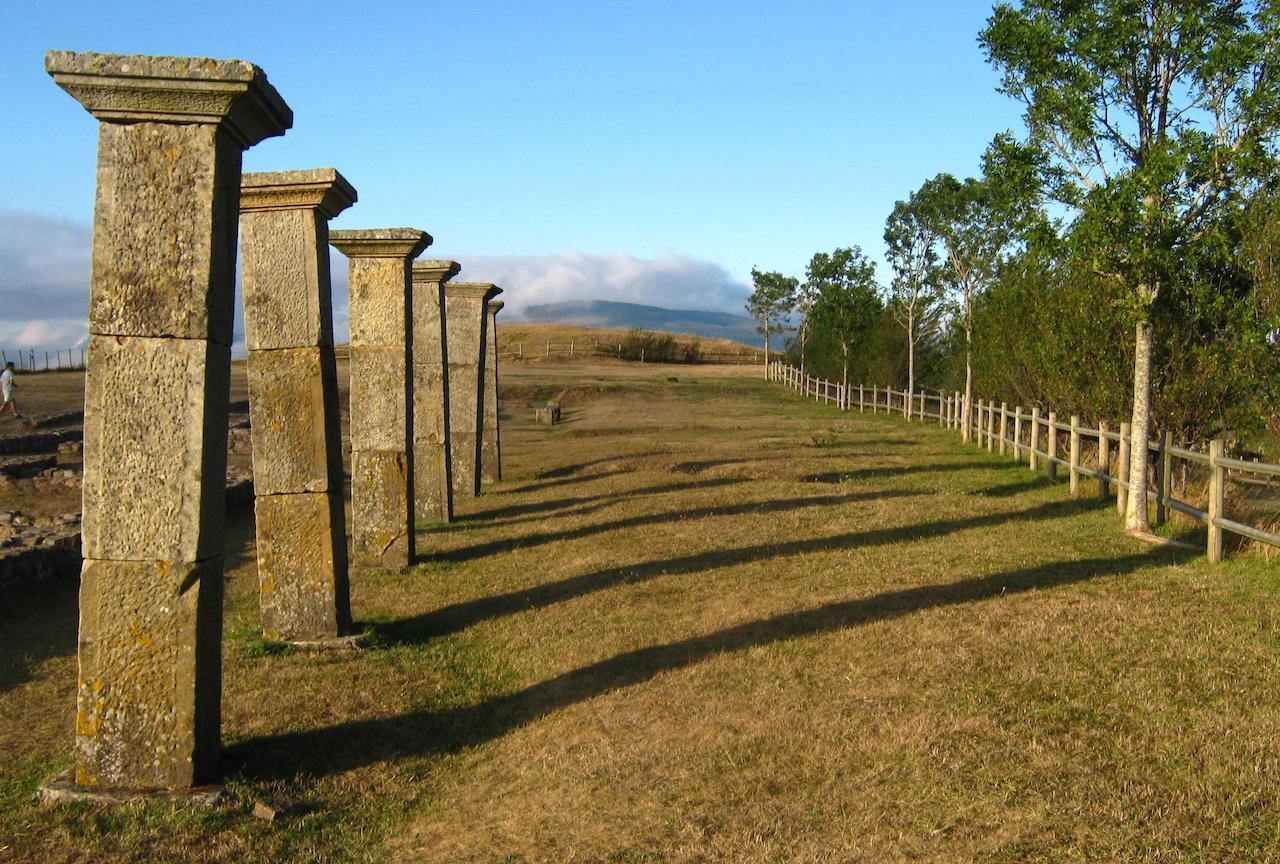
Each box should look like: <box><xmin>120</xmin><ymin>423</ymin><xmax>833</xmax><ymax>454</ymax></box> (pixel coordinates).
<box><xmin>981</xmin><ymin>0</ymin><xmax>1280</xmax><ymax>534</ymax></box>
<box><xmin>911</xmin><ymin>172</ymin><xmax>1019</xmax><ymax>441</ymax></box>
<box><xmin>792</xmin><ymin>273</ymin><xmax>822</xmax><ymax>374</ymax></box>
<box><xmin>885</xmin><ymin>197</ymin><xmax>946</xmax><ymax>412</ymax></box>
<box><xmin>747</xmin><ymin>267</ymin><xmax>798</xmax><ymax>377</ymax></box>
<box><xmin>807</xmin><ymin>246</ymin><xmax>883</xmax><ymax>393</ymax></box>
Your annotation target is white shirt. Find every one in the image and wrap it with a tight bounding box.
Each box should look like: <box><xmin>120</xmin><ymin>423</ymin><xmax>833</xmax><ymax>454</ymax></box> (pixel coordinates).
<box><xmin>1</xmin><ymin>368</ymin><xmax>14</xmax><ymax>396</ymax></box>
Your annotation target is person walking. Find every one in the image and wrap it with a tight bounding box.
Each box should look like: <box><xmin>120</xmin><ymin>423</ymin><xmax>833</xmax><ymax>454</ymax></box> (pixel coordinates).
<box><xmin>1</xmin><ymin>361</ymin><xmax>20</xmax><ymax>420</ymax></box>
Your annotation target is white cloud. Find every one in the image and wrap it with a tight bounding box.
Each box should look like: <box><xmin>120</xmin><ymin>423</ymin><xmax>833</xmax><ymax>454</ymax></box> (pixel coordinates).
<box><xmin>0</xmin><ymin>210</ymin><xmax>91</xmax><ymax>355</ymax></box>
<box><xmin>2</xmin><ymin>209</ymin><xmax>750</xmax><ymax>358</ymax></box>
<box><xmin>448</xmin><ymin>251</ymin><xmax>750</xmax><ymax>319</ymax></box>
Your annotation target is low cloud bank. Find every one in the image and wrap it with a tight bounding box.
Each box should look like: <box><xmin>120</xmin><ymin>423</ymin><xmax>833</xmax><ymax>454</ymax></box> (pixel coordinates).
<box><xmin>1</xmin><ymin>210</ymin><xmax>751</xmax><ymax>358</ymax></box>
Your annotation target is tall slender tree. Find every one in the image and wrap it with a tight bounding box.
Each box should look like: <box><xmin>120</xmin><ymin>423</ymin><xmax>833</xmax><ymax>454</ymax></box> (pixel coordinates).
<box><xmin>747</xmin><ymin>267</ymin><xmax>797</xmax><ymax>378</ymax></box>
<box><xmin>912</xmin><ymin>167</ymin><xmax>1029</xmax><ymax>441</ymax></box>
<box><xmin>885</xmin><ymin>197</ymin><xmax>946</xmax><ymax>413</ymax></box>
<box><xmin>981</xmin><ymin>0</ymin><xmax>1280</xmax><ymax>534</ymax></box>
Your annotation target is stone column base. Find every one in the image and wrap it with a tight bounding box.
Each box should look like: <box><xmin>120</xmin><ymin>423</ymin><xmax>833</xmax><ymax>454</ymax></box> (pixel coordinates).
<box><xmin>287</xmin><ymin>632</ymin><xmax>368</xmax><ymax>650</ymax></box>
<box><xmin>38</xmin><ymin>772</ymin><xmax>224</xmax><ymax>809</ymax></box>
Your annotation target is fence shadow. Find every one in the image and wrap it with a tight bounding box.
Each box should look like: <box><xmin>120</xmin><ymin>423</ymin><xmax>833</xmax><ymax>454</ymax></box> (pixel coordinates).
<box><xmin>384</xmin><ymin>497</ymin><xmax>1105</xmax><ymax>644</ymax></box>
<box><xmin>230</xmin><ymin>546</ymin><xmax>1186</xmax><ymax>781</ymax></box>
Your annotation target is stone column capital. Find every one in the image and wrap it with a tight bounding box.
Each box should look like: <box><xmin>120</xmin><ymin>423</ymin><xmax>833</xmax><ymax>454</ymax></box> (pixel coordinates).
<box><xmin>45</xmin><ymin>50</ymin><xmax>292</xmax><ymax>148</ymax></box>
<box><xmin>412</xmin><ymin>259</ymin><xmax>461</xmax><ymax>285</ymax></box>
<box><xmin>445</xmin><ymin>282</ymin><xmax>502</xmax><ymax>302</ymax></box>
<box><xmin>240</xmin><ymin>168</ymin><xmax>357</xmax><ymax>218</ymax></box>
<box><xmin>330</xmin><ymin>228</ymin><xmax>431</xmax><ymax>259</ymax></box>
<box><xmin>488</xmin><ymin>300</ymin><xmax>505</xmax><ymax>314</ymax></box>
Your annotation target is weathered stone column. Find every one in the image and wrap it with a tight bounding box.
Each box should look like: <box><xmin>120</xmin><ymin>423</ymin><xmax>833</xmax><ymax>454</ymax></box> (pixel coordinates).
<box><xmin>481</xmin><ymin>299</ymin><xmax>504</xmax><ymax>485</ymax></box>
<box><xmin>410</xmin><ymin>260</ymin><xmax>459</xmax><ymax>524</ymax></box>
<box><xmin>331</xmin><ymin>229</ymin><xmax>431</xmax><ymax>569</ymax></box>
<box><xmin>445</xmin><ymin>282</ymin><xmax>502</xmax><ymax>498</ymax></box>
<box><xmin>46</xmin><ymin>51</ymin><xmax>291</xmax><ymax>791</ymax></box>
<box><xmin>240</xmin><ymin>169</ymin><xmax>354</xmax><ymax>642</ymax></box>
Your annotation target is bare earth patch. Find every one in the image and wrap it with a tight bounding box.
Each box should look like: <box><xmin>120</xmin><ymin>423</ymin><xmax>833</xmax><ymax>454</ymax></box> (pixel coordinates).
<box><xmin>3</xmin><ymin>362</ymin><xmax>1279</xmax><ymax>863</ymax></box>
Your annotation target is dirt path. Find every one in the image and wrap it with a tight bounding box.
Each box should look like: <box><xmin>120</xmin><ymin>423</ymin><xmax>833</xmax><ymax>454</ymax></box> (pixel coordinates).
<box><xmin>4</xmin><ymin>363</ymin><xmax>1280</xmax><ymax>863</ymax></box>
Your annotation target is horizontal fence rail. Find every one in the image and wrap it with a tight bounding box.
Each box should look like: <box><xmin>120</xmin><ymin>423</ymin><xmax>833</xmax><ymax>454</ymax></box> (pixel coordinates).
<box><xmin>767</xmin><ymin>360</ymin><xmax>1280</xmax><ymax>564</ymax></box>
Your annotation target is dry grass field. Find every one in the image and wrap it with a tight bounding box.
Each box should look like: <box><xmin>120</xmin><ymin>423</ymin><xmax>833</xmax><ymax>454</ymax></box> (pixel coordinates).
<box><xmin>4</xmin><ymin>360</ymin><xmax>1280</xmax><ymax>862</ymax></box>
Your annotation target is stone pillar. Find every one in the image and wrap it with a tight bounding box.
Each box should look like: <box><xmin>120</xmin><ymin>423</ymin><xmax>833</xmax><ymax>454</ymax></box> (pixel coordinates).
<box><xmin>330</xmin><ymin>229</ymin><xmax>431</xmax><ymax>569</ymax></box>
<box><xmin>411</xmin><ymin>260</ymin><xmax>459</xmax><ymax>524</ymax></box>
<box><xmin>46</xmin><ymin>51</ymin><xmax>291</xmax><ymax>791</ymax></box>
<box><xmin>445</xmin><ymin>282</ymin><xmax>502</xmax><ymax>498</ymax></box>
<box><xmin>481</xmin><ymin>299</ymin><xmax>504</xmax><ymax>485</ymax></box>
<box><xmin>240</xmin><ymin>169</ymin><xmax>355</xmax><ymax>642</ymax></box>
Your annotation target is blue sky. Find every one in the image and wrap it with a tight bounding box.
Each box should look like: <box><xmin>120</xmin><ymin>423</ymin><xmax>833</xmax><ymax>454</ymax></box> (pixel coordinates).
<box><xmin>0</xmin><ymin>0</ymin><xmax>1024</xmax><ymax>352</ymax></box>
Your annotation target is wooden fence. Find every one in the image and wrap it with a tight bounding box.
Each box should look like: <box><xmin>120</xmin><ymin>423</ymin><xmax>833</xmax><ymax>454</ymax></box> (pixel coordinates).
<box><xmin>769</xmin><ymin>361</ymin><xmax>1280</xmax><ymax>563</ymax></box>
<box><xmin>499</xmin><ymin>339</ymin><xmax>763</xmax><ymax>364</ymax></box>
<box><xmin>0</xmin><ymin>348</ymin><xmax>86</xmax><ymax>372</ymax></box>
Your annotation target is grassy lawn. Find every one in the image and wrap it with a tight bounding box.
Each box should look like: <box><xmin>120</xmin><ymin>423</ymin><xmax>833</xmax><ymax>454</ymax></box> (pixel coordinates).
<box><xmin>3</xmin><ymin>361</ymin><xmax>1280</xmax><ymax>862</ymax></box>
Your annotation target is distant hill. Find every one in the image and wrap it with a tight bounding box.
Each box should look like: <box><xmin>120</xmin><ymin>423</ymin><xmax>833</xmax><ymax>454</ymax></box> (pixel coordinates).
<box><xmin>521</xmin><ymin>300</ymin><xmax>762</xmax><ymax>347</ymax></box>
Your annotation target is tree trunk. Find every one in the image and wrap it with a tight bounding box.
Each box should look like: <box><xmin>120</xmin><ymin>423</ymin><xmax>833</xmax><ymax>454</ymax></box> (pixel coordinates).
<box><xmin>842</xmin><ymin>340</ymin><xmax>849</xmax><ymax>397</ymax></box>
<box><xmin>1125</xmin><ymin>317</ymin><xmax>1154</xmax><ymax>533</ymax></box>
<box><xmin>907</xmin><ymin>308</ymin><xmax>915</xmax><ymax>420</ymax></box>
<box><xmin>963</xmin><ymin>313</ymin><xmax>973</xmax><ymax>444</ymax></box>
<box><xmin>763</xmin><ymin>323</ymin><xmax>770</xmax><ymax>380</ymax></box>
<box><xmin>799</xmin><ymin>323</ymin><xmax>807</xmax><ymax>375</ymax></box>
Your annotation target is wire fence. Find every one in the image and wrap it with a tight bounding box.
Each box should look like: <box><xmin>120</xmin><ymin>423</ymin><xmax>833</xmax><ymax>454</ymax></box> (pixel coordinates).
<box><xmin>0</xmin><ymin>348</ymin><xmax>86</xmax><ymax>372</ymax></box>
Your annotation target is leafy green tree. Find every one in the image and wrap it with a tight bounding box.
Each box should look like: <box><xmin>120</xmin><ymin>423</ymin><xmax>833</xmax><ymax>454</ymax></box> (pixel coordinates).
<box><xmin>885</xmin><ymin>196</ymin><xmax>946</xmax><ymax>413</ymax></box>
<box><xmin>916</xmin><ymin>165</ymin><xmax>1034</xmax><ymax>440</ymax></box>
<box><xmin>807</xmin><ymin>246</ymin><xmax>884</xmax><ymax>393</ymax></box>
<box><xmin>981</xmin><ymin>0</ymin><xmax>1280</xmax><ymax>533</ymax></box>
<box><xmin>792</xmin><ymin>273</ymin><xmax>821</xmax><ymax>374</ymax></box>
<box><xmin>746</xmin><ymin>267</ymin><xmax>797</xmax><ymax>377</ymax></box>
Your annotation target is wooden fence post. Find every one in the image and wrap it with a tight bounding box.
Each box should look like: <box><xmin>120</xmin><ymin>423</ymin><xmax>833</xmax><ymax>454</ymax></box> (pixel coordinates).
<box><xmin>1069</xmin><ymin>415</ymin><xmax>1081</xmax><ymax>495</ymax></box>
<box><xmin>872</xmin><ymin>385</ymin><xmax>878</xmax><ymax>414</ymax></box>
<box><xmin>1047</xmin><ymin>412</ymin><xmax>1058</xmax><ymax>480</ymax></box>
<box><xmin>986</xmin><ymin>402</ymin><xmax>995</xmax><ymax>453</ymax></box>
<box><xmin>1117</xmin><ymin>422</ymin><xmax>1131</xmax><ymax>516</ymax></box>
<box><xmin>1030</xmin><ymin>407</ymin><xmax>1040</xmax><ymax>471</ymax></box>
<box><xmin>1208</xmin><ymin>439</ymin><xmax>1225</xmax><ymax>563</ymax></box>
<box><xmin>1155</xmin><ymin>430</ymin><xmax>1172</xmax><ymax>525</ymax></box>
<box><xmin>1013</xmin><ymin>407</ymin><xmax>1023</xmax><ymax>460</ymax></box>
<box><xmin>1098</xmin><ymin>420</ymin><xmax>1111</xmax><ymax>501</ymax></box>
<box><xmin>999</xmin><ymin>402</ymin><xmax>1008</xmax><ymax>456</ymax></box>
<box><xmin>859</xmin><ymin>383</ymin><xmax>864</xmax><ymax>412</ymax></box>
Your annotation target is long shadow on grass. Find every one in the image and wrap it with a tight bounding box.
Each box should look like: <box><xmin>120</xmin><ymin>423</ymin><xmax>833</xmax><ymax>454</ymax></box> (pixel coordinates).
<box><xmin>804</xmin><ymin>459</ymin><xmax>1021</xmax><ymax>484</ymax></box>
<box><xmin>457</xmin><ymin>477</ymin><xmax>747</xmax><ymax>524</ymax></box>
<box><xmin>430</xmin><ymin>489</ymin><xmax>924</xmax><ymax>565</ymax></box>
<box><xmin>535</xmin><ymin>451</ymin><xmax>669</xmax><ymax>479</ymax></box>
<box><xmin>504</xmin><ymin>469</ymin><xmax>635</xmax><ymax>495</ymax></box>
<box><xmin>0</xmin><ymin>577</ymin><xmax>78</xmax><ymax>694</ymax></box>
<box><xmin>231</xmin><ymin>545</ymin><xmax>1186</xmax><ymax>780</ymax></box>
<box><xmin>386</xmin><ymin>498</ymin><xmax>1102</xmax><ymax>644</ymax></box>
<box><xmin>970</xmin><ymin>476</ymin><xmax>1057</xmax><ymax>498</ymax></box>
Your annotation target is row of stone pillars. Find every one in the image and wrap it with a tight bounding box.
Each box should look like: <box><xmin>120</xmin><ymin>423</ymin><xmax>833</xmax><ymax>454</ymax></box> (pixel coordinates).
<box><xmin>45</xmin><ymin>50</ymin><xmax>504</xmax><ymax>795</ymax></box>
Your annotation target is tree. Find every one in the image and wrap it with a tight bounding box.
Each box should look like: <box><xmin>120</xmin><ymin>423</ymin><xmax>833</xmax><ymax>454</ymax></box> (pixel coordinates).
<box><xmin>981</xmin><ymin>0</ymin><xmax>1280</xmax><ymax>534</ymax></box>
<box><xmin>746</xmin><ymin>267</ymin><xmax>797</xmax><ymax>378</ymax></box>
<box><xmin>911</xmin><ymin>154</ymin><xmax>1046</xmax><ymax>441</ymax></box>
<box><xmin>885</xmin><ymin>196</ymin><xmax>946</xmax><ymax>415</ymax></box>
<box><xmin>792</xmin><ymin>275</ymin><xmax>821</xmax><ymax>374</ymax></box>
<box><xmin>807</xmin><ymin>246</ymin><xmax>884</xmax><ymax>394</ymax></box>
